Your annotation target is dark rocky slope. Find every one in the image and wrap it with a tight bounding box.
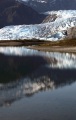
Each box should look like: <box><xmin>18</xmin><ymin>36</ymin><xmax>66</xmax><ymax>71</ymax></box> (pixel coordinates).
<box><xmin>0</xmin><ymin>0</ymin><xmax>46</xmax><ymax>28</ymax></box>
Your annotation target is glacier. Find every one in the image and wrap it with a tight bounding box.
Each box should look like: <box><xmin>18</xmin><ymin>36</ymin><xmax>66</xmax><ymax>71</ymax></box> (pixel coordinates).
<box><xmin>0</xmin><ymin>10</ymin><xmax>76</xmax><ymax>41</ymax></box>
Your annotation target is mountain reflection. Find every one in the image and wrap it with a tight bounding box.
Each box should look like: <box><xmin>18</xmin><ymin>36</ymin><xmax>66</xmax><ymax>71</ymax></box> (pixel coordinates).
<box><xmin>0</xmin><ymin>47</ymin><xmax>76</xmax><ymax>107</ymax></box>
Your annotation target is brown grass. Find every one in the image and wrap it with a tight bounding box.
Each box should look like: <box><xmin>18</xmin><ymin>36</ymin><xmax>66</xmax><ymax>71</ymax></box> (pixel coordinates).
<box><xmin>0</xmin><ymin>39</ymin><xmax>47</xmax><ymax>46</ymax></box>
<box><xmin>38</xmin><ymin>38</ymin><xmax>76</xmax><ymax>47</ymax></box>
<box><xmin>0</xmin><ymin>38</ymin><xmax>76</xmax><ymax>47</ymax></box>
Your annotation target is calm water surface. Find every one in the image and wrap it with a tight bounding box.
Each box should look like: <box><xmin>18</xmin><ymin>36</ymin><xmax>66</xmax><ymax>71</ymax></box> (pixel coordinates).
<box><xmin>0</xmin><ymin>47</ymin><xmax>76</xmax><ymax>120</ymax></box>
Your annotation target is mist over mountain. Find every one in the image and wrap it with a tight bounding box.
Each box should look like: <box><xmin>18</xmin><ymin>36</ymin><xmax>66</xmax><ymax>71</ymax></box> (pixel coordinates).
<box><xmin>0</xmin><ymin>0</ymin><xmax>45</xmax><ymax>28</ymax></box>
<box><xmin>19</xmin><ymin>0</ymin><xmax>76</xmax><ymax>12</ymax></box>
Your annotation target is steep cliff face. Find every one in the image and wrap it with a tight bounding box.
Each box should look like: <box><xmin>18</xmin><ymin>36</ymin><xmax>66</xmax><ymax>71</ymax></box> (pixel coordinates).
<box><xmin>0</xmin><ymin>0</ymin><xmax>46</xmax><ymax>28</ymax></box>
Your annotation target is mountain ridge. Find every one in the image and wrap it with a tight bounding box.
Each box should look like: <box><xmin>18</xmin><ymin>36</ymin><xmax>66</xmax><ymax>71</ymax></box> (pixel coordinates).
<box><xmin>18</xmin><ymin>0</ymin><xmax>76</xmax><ymax>12</ymax></box>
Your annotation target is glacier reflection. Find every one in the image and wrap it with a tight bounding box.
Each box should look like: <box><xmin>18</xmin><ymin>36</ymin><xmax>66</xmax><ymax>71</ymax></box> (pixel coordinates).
<box><xmin>0</xmin><ymin>47</ymin><xmax>76</xmax><ymax>68</ymax></box>
<box><xmin>0</xmin><ymin>47</ymin><xmax>76</xmax><ymax>107</ymax></box>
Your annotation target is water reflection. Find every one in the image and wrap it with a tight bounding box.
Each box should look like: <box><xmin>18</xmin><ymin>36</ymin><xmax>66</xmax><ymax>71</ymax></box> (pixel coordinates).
<box><xmin>0</xmin><ymin>47</ymin><xmax>76</xmax><ymax>107</ymax></box>
<box><xmin>0</xmin><ymin>47</ymin><xmax>76</xmax><ymax>68</ymax></box>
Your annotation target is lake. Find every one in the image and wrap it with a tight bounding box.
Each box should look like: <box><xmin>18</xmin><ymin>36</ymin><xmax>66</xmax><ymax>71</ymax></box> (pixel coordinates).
<box><xmin>0</xmin><ymin>47</ymin><xmax>76</xmax><ymax>120</ymax></box>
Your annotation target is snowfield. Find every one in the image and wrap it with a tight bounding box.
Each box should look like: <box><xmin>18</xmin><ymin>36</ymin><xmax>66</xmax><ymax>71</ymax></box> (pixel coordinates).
<box><xmin>0</xmin><ymin>10</ymin><xmax>76</xmax><ymax>41</ymax></box>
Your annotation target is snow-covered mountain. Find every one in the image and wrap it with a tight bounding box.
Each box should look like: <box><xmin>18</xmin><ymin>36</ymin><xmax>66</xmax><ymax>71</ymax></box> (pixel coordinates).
<box><xmin>0</xmin><ymin>0</ymin><xmax>76</xmax><ymax>41</ymax></box>
<box><xmin>0</xmin><ymin>10</ymin><xmax>76</xmax><ymax>41</ymax></box>
<box><xmin>18</xmin><ymin>0</ymin><xmax>76</xmax><ymax>12</ymax></box>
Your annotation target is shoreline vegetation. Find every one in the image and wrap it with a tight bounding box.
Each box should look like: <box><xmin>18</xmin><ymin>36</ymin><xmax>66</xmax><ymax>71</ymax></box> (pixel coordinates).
<box><xmin>0</xmin><ymin>38</ymin><xmax>76</xmax><ymax>52</ymax></box>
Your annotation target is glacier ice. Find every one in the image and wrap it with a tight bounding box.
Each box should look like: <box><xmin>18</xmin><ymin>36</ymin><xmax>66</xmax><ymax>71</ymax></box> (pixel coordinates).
<box><xmin>0</xmin><ymin>10</ymin><xmax>76</xmax><ymax>41</ymax></box>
